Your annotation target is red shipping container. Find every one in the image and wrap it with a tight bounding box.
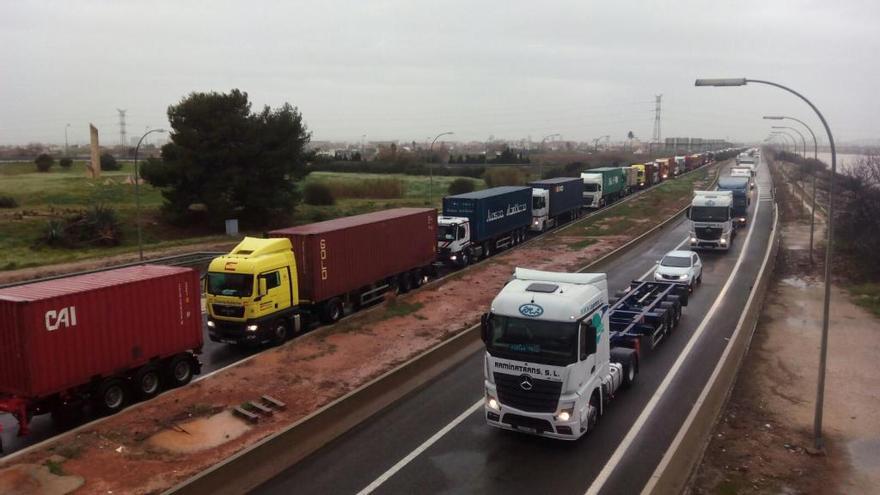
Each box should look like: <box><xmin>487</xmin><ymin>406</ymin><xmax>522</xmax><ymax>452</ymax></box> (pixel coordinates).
<box><xmin>0</xmin><ymin>265</ymin><xmax>202</xmax><ymax>399</ymax></box>
<box><xmin>269</xmin><ymin>208</ymin><xmax>437</xmax><ymax>303</ymax></box>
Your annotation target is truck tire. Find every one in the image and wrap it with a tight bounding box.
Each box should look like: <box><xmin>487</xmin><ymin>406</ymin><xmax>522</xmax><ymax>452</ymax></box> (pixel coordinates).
<box><xmin>586</xmin><ymin>392</ymin><xmax>601</xmax><ymax>434</ymax></box>
<box><xmin>166</xmin><ymin>355</ymin><xmax>195</xmax><ymax>388</ymax></box>
<box><xmin>459</xmin><ymin>250</ymin><xmax>471</xmax><ymax>267</ymax></box>
<box><xmin>622</xmin><ymin>355</ymin><xmax>638</xmax><ymax>389</ymax></box>
<box><xmin>398</xmin><ymin>273</ymin><xmax>412</xmax><ymax>293</ymax></box>
<box><xmin>483</xmin><ymin>242</ymin><xmax>493</xmax><ymax>258</ymax></box>
<box><xmin>96</xmin><ymin>378</ymin><xmax>128</xmax><ymax>414</ymax></box>
<box><xmin>660</xmin><ymin>301</ymin><xmax>679</xmax><ymax>329</ymax></box>
<box><xmin>269</xmin><ymin>319</ymin><xmax>289</xmax><ymax>346</ymax></box>
<box><xmin>321</xmin><ymin>298</ymin><xmax>344</xmax><ymax>323</ymax></box>
<box><xmin>133</xmin><ymin>365</ymin><xmax>161</xmax><ymax>400</ymax></box>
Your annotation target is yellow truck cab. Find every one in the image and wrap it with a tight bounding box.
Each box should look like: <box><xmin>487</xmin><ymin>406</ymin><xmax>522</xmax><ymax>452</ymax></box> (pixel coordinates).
<box><xmin>205</xmin><ymin>237</ymin><xmax>302</xmax><ymax>346</ymax></box>
<box><xmin>631</xmin><ymin>163</ymin><xmax>647</xmax><ymax>188</ymax></box>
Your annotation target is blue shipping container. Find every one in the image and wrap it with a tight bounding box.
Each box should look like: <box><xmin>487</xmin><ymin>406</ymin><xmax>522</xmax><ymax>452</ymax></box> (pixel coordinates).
<box><xmin>528</xmin><ymin>177</ymin><xmax>584</xmax><ymax>217</ymax></box>
<box><xmin>442</xmin><ymin>186</ymin><xmax>532</xmax><ymax>243</ymax></box>
<box><xmin>717</xmin><ymin>176</ymin><xmax>750</xmax><ymax>216</ymax></box>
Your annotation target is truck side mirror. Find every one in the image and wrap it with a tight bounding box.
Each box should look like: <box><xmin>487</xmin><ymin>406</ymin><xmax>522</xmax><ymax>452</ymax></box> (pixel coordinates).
<box><xmin>258</xmin><ymin>278</ymin><xmax>268</xmax><ymax>297</ymax></box>
<box><xmin>480</xmin><ymin>313</ymin><xmax>491</xmax><ymax>344</ymax></box>
<box><xmin>685</xmin><ymin>207</ymin><xmax>691</xmax><ymax>219</ymax></box>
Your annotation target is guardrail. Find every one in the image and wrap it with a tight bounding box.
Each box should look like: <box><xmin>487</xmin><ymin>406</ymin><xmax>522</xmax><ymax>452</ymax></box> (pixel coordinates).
<box><xmin>166</xmin><ymin>162</ymin><xmax>726</xmax><ymax>494</ymax></box>
<box><xmin>643</xmin><ymin>202</ymin><xmax>780</xmax><ymax>494</ymax></box>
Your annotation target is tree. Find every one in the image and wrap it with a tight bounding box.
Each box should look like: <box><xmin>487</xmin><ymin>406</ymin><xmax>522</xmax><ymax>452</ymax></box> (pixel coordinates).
<box><xmin>447</xmin><ymin>178</ymin><xmax>475</xmax><ymax>195</ymax></box>
<box><xmin>59</xmin><ymin>157</ymin><xmax>73</xmax><ymax>169</ymax></box>
<box><xmin>100</xmin><ymin>153</ymin><xmax>121</xmax><ymax>171</ymax></box>
<box><xmin>34</xmin><ymin>153</ymin><xmax>54</xmax><ymax>172</ymax></box>
<box><xmin>140</xmin><ymin>89</ymin><xmax>311</xmax><ymax>227</ymax></box>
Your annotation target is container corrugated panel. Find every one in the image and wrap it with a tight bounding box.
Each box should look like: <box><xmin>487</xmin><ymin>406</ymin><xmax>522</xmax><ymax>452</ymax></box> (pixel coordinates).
<box><xmin>0</xmin><ymin>265</ymin><xmax>202</xmax><ymax>399</ymax></box>
<box><xmin>442</xmin><ymin>186</ymin><xmax>532</xmax><ymax>242</ymax></box>
<box><xmin>529</xmin><ymin>178</ymin><xmax>583</xmax><ymax>216</ymax></box>
<box><xmin>269</xmin><ymin>208</ymin><xmax>437</xmax><ymax>303</ymax></box>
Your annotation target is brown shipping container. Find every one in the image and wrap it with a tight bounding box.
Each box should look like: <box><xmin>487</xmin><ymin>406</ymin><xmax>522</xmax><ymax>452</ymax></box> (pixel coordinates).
<box><xmin>0</xmin><ymin>265</ymin><xmax>202</xmax><ymax>399</ymax></box>
<box><xmin>269</xmin><ymin>208</ymin><xmax>437</xmax><ymax>303</ymax></box>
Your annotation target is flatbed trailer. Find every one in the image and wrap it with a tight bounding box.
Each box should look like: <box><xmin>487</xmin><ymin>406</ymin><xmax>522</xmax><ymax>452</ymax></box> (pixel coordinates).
<box><xmin>608</xmin><ymin>280</ymin><xmax>689</xmax><ymax>354</ymax></box>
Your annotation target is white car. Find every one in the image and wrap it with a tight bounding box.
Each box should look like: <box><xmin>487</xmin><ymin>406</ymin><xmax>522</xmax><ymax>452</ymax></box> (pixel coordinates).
<box><xmin>654</xmin><ymin>250</ymin><xmax>703</xmax><ymax>291</ymax></box>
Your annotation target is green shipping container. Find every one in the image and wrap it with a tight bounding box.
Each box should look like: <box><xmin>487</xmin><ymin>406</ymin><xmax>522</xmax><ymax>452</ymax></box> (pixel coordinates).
<box><xmin>581</xmin><ymin>167</ymin><xmax>627</xmax><ymax>207</ymax></box>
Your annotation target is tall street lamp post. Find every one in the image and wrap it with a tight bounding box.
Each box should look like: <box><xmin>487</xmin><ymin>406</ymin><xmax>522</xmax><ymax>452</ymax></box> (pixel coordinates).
<box><xmin>765</xmin><ymin>115</ymin><xmax>820</xmax><ymax>264</ymax></box>
<box><xmin>773</xmin><ymin>125</ymin><xmax>807</xmax><ymax>158</ymax></box>
<box><xmin>428</xmin><ymin>131</ymin><xmax>454</xmax><ymax>206</ymax></box>
<box><xmin>695</xmin><ymin>77</ymin><xmax>837</xmax><ymax>451</ymax></box>
<box><xmin>133</xmin><ymin>128</ymin><xmax>166</xmax><ymax>262</ymax></box>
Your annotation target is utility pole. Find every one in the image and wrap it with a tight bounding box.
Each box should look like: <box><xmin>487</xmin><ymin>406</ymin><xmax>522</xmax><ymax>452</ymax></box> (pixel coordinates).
<box><xmin>652</xmin><ymin>94</ymin><xmax>662</xmax><ymax>153</ymax></box>
<box><xmin>117</xmin><ymin>109</ymin><xmax>127</xmax><ymax>155</ymax></box>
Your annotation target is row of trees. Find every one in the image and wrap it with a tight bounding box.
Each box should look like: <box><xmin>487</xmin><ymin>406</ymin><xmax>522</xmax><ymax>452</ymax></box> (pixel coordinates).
<box><xmin>33</xmin><ymin>153</ymin><xmax>119</xmax><ymax>172</ymax></box>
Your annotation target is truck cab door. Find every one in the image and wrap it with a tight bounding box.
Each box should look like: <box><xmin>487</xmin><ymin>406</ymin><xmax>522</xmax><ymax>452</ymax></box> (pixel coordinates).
<box><xmin>257</xmin><ymin>269</ymin><xmax>289</xmax><ymax>315</ymax></box>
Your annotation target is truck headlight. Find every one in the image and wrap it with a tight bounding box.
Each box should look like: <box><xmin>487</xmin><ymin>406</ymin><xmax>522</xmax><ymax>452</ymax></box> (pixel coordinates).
<box><xmin>486</xmin><ymin>393</ymin><xmax>500</xmax><ymax>411</ymax></box>
<box><xmin>720</xmin><ymin>238</ymin><xmax>727</xmax><ymax>245</ymax></box>
<box><xmin>246</xmin><ymin>324</ymin><xmax>259</xmax><ymax>332</ymax></box>
<box><xmin>450</xmin><ymin>255</ymin><xmax>457</xmax><ymax>261</ymax></box>
<box><xmin>206</xmin><ymin>320</ymin><xmax>215</xmax><ymax>328</ymax></box>
<box><xmin>555</xmin><ymin>402</ymin><xmax>575</xmax><ymax>422</ymax></box>
<box><xmin>690</xmin><ymin>237</ymin><xmax>697</xmax><ymax>243</ymax></box>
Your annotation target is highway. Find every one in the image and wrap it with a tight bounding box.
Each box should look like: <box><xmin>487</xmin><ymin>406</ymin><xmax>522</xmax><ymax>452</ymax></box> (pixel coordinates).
<box><xmin>253</xmin><ymin>157</ymin><xmax>775</xmax><ymax>495</ymax></box>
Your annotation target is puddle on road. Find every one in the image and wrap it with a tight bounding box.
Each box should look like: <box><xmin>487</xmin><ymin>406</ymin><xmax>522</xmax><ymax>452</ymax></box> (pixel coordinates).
<box><xmin>147</xmin><ymin>410</ymin><xmax>251</xmax><ymax>454</ymax></box>
<box><xmin>848</xmin><ymin>437</ymin><xmax>880</xmax><ymax>473</ymax></box>
<box><xmin>780</xmin><ymin>277</ymin><xmax>811</xmax><ymax>289</ymax></box>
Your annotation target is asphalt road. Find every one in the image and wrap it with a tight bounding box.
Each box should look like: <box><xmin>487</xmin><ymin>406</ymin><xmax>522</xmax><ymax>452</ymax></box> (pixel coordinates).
<box><xmin>0</xmin><ymin>159</ymin><xmax>731</xmax><ymax>458</ymax></box>
<box><xmin>253</xmin><ymin>157</ymin><xmax>774</xmax><ymax>495</ymax></box>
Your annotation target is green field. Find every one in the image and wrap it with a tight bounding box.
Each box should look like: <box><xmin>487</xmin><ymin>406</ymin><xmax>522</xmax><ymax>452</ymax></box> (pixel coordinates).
<box><xmin>0</xmin><ymin>162</ymin><xmax>485</xmax><ymax>270</ymax></box>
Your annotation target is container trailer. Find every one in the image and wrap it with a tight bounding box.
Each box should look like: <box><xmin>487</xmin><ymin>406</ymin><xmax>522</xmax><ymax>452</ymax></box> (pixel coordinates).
<box><xmin>438</xmin><ymin>186</ymin><xmax>532</xmax><ymax>266</ymax></box>
<box><xmin>480</xmin><ymin>268</ymin><xmax>687</xmax><ymax>440</ymax></box>
<box><xmin>528</xmin><ymin>178</ymin><xmax>583</xmax><ymax>232</ymax></box>
<box><xmin>206</xmin><ymin>208</ymin><xmax>438</xmax><ymax>345</ymax></box>
<box><xmin>717</xmin><ymin>176</ymin><xmax>751</xmax><ymax>227</ymax></box>
<box><xmin>0</xmin><ymin>265</ymin><xmax>203</xmax><ymax>441</ymax></box>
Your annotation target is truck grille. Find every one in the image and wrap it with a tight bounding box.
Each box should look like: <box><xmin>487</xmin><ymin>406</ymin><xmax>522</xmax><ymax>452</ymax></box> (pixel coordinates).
<box><xmin>695</xmin><ymin>226</ymin><xmax>722</xmax><ymax>240</ymax></box>
<box><xmin>212</xmin><ymin>304</ymin><xmax>244</xmax><ymax>318</ymax></box>
<box><xmin>494</xmin><ymin>372</ymin><xmax>562</xmax><ymax>413</ymax></box>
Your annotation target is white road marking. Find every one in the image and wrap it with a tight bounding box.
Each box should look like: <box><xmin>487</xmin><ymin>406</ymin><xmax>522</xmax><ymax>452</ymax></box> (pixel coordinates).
<box><xmin>356</xmin><ymin>399</ymin><xmax>484</xmax><ymax>495</ymax></box>
<box><xmin>584</xmin><ymin>182</ymin><xmax>762</xmax><ymax>495</ymax></box>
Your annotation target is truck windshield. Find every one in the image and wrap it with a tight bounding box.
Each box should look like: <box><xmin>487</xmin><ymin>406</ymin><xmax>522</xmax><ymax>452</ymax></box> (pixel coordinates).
<box><xmin>437</xmin><ymin>225</ymin><xmax>456</xmax><ymax>241</ymax></box>
<box><xmin>691</xmin><ymin>206</ymin><xmax>730</xmax><ymax>222</ymax></box>
<box><xmin>487</xmin><ymin>315</ymin><xmax>578</xmax><ymax>366</ymax></box>
<box><xmin>207</xmin><ymin>273</ymin><xmax>254</xmax><ymax>297</ymax></box>
<box><xmin>583</xmin><ymin>183</ymin><xmax>599</xmax><ymax>192</ymax></box>
<box><xmin>532</xmin><ymin>196</ymin><xmax>546</xmax><ymax>209</ymax></box>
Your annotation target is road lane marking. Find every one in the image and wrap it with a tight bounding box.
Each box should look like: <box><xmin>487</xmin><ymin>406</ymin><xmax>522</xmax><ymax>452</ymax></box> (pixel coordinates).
<box><xmin>356</xmin><ymin>399</ymin><xmax>483</xmax><ymax>495</ymax></box>
<box><xmin>585</xmin><ymin>181</ymin><xmax>763</xmax><ymax>495</ymax></box>
<box><xmin>641</xmin><ymin>201</ymin><xmax>777</xmax><ymax>494</ymax></box>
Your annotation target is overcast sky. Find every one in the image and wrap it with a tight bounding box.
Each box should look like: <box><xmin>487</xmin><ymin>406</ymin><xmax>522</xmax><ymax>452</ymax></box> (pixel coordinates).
<box><xmin>2</xmin><ymin>0</ymin><xmax>878</xmax><ymax>146</ymax></box>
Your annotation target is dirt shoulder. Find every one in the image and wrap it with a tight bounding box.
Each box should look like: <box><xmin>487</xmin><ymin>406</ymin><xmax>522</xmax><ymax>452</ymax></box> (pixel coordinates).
<box><xmin>690</xmin><ymin>162</ymin><xmax>880</xmax><ymax>494</ymax></box>
<box><xmin>0</xmin><ymin>165</ymin><xmax>718</xmax><ymax>495</ymax></box>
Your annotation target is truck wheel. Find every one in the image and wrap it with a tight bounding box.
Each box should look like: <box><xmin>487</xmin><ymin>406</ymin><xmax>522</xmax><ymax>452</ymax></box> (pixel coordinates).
<box><xmin>483</xmin><ymin>242</ymin><xmax>493</xmax><ymax>258</ymax></box>
<box><xmin>321</xmin><ymin>298</ymin><xmax>344</xmax><ymax>323</ymax></box>
<box><xmin>398</xmin><ymin>273</ymin><xmax>412</xmax><ymax>293</ymax></box>
<box><xmin>460</xmin><ymin>251</ymin><xmax>470</xmax><ymax>266</ymax></box>
<box><xmin>586</xmin><ymin>392</ymin><xmax>600</xmax><ymax>434</ymax></box>
<box><xmin>134</xmin><ymin>365</ymin><xmax>161</xmax><ymax>400</ymax></box>
<box><xmin>96</xmin><ymin>378</ymin><xmax>128</xmax><ymax>414</ymax></box>
<box><xmin>166</xmin><ymin>355</ymin><xmax>195</xmax><ymax>388</ymax></box>
<box><xmin>270</xmin><ymin>319</ymin><xmax>289</xmax><ymax>346</ymax></box>
<box><xmin>622</xmin><ymin>355</ymin><xmax>638</xmax><ymax>389</ymax></box>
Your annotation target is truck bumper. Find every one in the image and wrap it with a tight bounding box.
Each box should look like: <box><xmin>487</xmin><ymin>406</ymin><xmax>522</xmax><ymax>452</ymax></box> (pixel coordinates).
<box><xmin>689</xmin><ymin>238</ymin><xmax>731</xmax><ymax>250</ymax></box>
<box><xmin>207</xmin><ymin>318</ymin><xmax>272</xmax><ymax>345</ymax></box>
<box><xmin>485</xmin><ymin>403</ymin><xmax>583</xmax><ymax>440</ymax></box>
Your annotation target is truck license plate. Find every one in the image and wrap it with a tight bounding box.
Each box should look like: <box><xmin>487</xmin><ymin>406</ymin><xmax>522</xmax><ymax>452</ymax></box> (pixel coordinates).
<box><xmin>221</xmin><ymin>339</ymin><xmax>238</xmax><ymax>345</ymax></box>
<box><xmin>518</xmin><ymin>426</ymin><xmax>537</xmax><ymax>434</ymax></box>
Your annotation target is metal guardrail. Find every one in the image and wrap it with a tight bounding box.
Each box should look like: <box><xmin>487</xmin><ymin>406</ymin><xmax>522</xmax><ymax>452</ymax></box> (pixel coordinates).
<box><xmin>166</xmin><ymin>161</ymin><xmax>727</xmax><ymax>495</ymax></box>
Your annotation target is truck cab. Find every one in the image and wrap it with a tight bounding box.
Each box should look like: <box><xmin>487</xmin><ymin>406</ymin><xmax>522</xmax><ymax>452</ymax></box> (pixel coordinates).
<box><xmin>580</xmin><ymin>172</ymin><xmax>604</xmax><ymax>208</ymax></box>
<box><xmin>205</xmin><ymin>237</ymin><xmax>302</xmax><ymax>346</ymax></box>
<box><xmin>688</xmin><ymin>191</ymin><xmax>735</xmax><ymax>250</ymax></box>
<box><xmin>482</xmin><ymin>268</ymin><xmax>637</xmax><ymax>440</ymax></box>
<box><xmin>530</xmin><ymin>188</ymin><xmax>551</xmax><ymax>232</ymax></box>
<box><xmin>631</xmin><ymin>163</ymin><xmax>647</xmax><ymax>188</ymax></box>
<box><xmin>437</xmin><ymin>215</ymin><xmax>473</xmax><ymax>266</ymax></box>
<box><xmin>674</xmin><ymin>156</ymin><xmax>687</xmax><ymax>176</ymax></box>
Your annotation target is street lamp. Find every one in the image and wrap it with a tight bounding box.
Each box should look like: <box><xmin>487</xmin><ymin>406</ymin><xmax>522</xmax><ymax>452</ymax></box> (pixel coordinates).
<box><xmin>695</xmin><ymin>77</ymin><xmax>837</xmax><ymax>451</ymax></box>
<box><xmin>771</xmin><ymin>131</ymin><xmax>797</xmax><ymax>154</ymax></box>
<box><xmin>772</xmin><ymin>126</ymin><xmax>806</xmax><ymax>158</ymax></box>
<box><xmin>133</xmin><ymin>128</ymin><xmax>166</xmax><ymax>262</ymax></box>
<box><xmin>765</xmin><ymin>115</ymin><xmax>819</xmax><ymax>264</ymax></box>
<box><xmin>428</xmin><ymin>131</ymin><xmax>454</xmax><ymax>205</ymax></box>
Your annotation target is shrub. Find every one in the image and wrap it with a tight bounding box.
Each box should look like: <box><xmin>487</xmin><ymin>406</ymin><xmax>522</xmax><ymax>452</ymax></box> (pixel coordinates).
<box><xmin>303</xmin><ymin>182</ymin><xmax>335</xmax><ymax>205</ymax></box>
<box><xmin>100</xmin><ymin>153</ymin><xmax>121</xmax><ymax>171</ymax></box>
<box><xmin>447</xmin><ymin>178</ymin><xmax>475</xmax><ymax>195</ymax></box>
<box><xmin>35</xmin><ymin>153</ymin><xmax>54</xmax><ymax>172</ymax></box>
<box><xmin>0</xmin><ymin>195</ymin><xmax>17</xmax><ymax>208</ymax></box>
<box><xmin>59</xmin><ymin>157</ymin><xmax>74</xmax><ymax>169</ymax></box>
<box><xmin>483</xmin><ymin>166</ymin><xmax>527</xmax><ymax>187</ymax></box>
<box><xmin>43</xmin><ymin>205</ymin><xmax>123</xmax><ymax>248</ymax></box>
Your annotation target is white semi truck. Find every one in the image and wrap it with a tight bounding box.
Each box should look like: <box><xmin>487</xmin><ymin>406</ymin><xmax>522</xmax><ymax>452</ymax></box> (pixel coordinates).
<box><xmin>480</xmin><ymin>268</ymin><xmax>687</xmax><ymax>440</ymax></box>
<box><xmin>688</xmin><ymin>190</ymin><xmax>735</xmax><ymax>251</ymax></box>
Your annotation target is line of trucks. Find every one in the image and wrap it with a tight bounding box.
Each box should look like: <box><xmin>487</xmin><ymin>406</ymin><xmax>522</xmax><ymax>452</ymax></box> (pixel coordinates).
<box><xmin>0</xmin><ymin>148</ymin><xmax>739</xmax><ymax>447</ymax></box>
